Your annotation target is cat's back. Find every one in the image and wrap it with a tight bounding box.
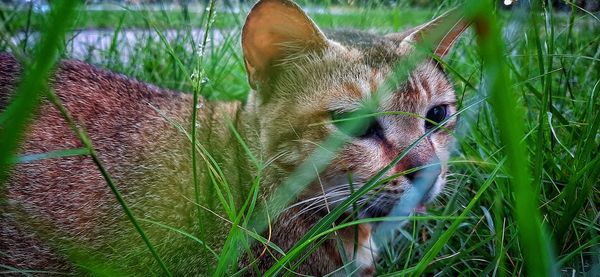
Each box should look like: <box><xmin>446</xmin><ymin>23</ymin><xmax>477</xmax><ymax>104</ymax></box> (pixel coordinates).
<box><xmin>0</xmin><ymin>52</ymin><xmax>194</xmax><ymax>122</ymax></box>
<box><xmin>0</xmin><ymin>53</ymin><xmax>224</xmax><ymax>274</ymax></box>
<box><xmin>0</xmin><ymin>53</ymin><xmax>197</xmax><ymax>204</ymax></box>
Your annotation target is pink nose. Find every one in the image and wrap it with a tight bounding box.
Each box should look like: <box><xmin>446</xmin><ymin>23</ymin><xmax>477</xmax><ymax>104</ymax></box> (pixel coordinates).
<box><xmin>394</xmin><ymin>155</ymin><xmax>441</xmax><ymax>182</ymax></box>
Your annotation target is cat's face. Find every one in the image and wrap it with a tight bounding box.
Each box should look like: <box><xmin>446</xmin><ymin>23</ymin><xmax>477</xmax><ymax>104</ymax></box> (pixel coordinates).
<box><xmin>242</xmin><ymin>0</ymin><xmax>467</xmax><ymax>217</ymax></box>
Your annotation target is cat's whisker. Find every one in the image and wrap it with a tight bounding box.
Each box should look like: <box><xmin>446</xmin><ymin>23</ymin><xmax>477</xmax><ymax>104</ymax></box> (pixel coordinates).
<box><xmin>291</xmin><ymin>197</ymin><xmax>352</xmax><ymax>221</ymax></box>
<box><xmin>286</xmin><ymin>187</ymin><xmax>355</xmax><ymax>216</ymax></box>
<box><xmin>303</xmin><ymin>197</ymin><xmax>353</xmax><ymax>219</ymax></box>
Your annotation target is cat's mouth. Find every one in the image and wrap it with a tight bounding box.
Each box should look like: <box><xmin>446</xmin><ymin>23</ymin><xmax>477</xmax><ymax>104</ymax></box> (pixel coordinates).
<box><xmin>303</xmin><ymin>172</ymin><xmax>442</xmax><ymax>219</ymax></box>
<box><xmin>362</xmin><ymin>196</ymin><xmax>427</xmax><ymax>218</ymax></box>
<box><xmin>360</xmin><ymin>197</ymin><xmax>429</xmax><ymax>218</ymax></box>
<box><xmin>360</xmin><ymin>177</ymin><xmax>440</xmax><ymax>218</ymax></box>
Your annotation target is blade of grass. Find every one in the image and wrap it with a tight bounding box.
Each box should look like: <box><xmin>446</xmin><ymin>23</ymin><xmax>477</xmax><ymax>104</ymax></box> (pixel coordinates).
<box><xmin>0</xmin><ymin>0</ymin><xmax>80</xmax><ymax>186</ymax></box>
<box><xmin>554</xmin><ymin>80</ymin><xmax>600</xmax><ymax>244</ymax></box>
<box><xmin>138</xmin><ymin>218</ymin><xmax>219</xmax><ymax>259</ymax></box>
<box><xmin>411</xmin><ymin>158</ymin><xmax>504</xmax><ymax>275</ymax></box>
<box><xmin>192</xmin><ymin>0</ymin><xmax>218</xmax><ymax>229</ymax></box>
<box><xmin>13</xmin><ymin>148</ymin><xmax>90</xmax><ymax>164</ymax></box>
<box><xmin>529</xmin><ymin>0</ymin><xmax>549</xmax><ymax>195</ymax></box>
<box><xmin>44</xmin><ymin>88</ymin><xmax>172</xmax><ymax>276</ymax></box>
<box><xmin>467</xmin><ymin>1</ymin><xmax>557</xmax><ymax>276</ymax></box>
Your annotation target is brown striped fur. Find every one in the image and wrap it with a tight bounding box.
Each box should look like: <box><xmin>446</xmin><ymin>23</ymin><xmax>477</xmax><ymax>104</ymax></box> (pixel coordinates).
<box><xmin>0</xmin><ymin>0</ymin><xmax>469</xmax><ymax>275</ymax></box>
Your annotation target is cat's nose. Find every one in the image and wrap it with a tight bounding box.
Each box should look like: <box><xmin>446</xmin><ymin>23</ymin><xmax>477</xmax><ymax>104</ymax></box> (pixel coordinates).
<box><xmin>392</xmin><ymin>139</ymin><xmax>441</xmax><ymax>183</ymax></box>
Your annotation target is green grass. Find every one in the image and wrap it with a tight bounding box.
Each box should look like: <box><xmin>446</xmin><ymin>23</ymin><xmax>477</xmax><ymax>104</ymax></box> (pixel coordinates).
<box><xmin>1</xmin><ymin>0</ymin><xmax>598</xmax><ymax>276</ymax></box>
<box><xmin>0</xmin><ymin>9</ymin><xmax>433</xmax><ymax>30</ymax></box>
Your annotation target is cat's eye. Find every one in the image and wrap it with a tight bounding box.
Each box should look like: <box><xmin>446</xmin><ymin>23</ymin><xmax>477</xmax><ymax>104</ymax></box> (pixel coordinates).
<box><xmin>425</xmin><ymin>105</ymin><xmax>448</xmax><ymax>130</ymax></box>
<box><xmin>332</xmin><ymin>111</ymin><xmax>382</xmax><ymax>139</ymax></box>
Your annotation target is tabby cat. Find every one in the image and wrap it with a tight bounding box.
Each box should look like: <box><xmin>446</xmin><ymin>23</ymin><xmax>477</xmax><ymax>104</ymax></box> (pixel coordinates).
<box><xmin>0</xmin><ymin>0</ymin><xmax>468</xmax><ymax>275</ymax></box>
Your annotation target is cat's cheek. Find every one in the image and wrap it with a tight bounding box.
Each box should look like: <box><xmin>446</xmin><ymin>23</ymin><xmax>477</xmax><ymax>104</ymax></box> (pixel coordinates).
<box><xmin>338</xmin><ymin>141</ymin><xmax>384</xmax><ymax>169</ymax></box>
<box><xmin>430</xmin><ymin>133</ymin><xmax>454</xmax><ymax>163</ymax></box>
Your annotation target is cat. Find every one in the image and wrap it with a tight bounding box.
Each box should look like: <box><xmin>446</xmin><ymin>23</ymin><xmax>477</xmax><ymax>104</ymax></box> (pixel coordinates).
<box><xmin>0</xmin><ymin>0</ymin><xmax>469</xmax><ymax>275</ymax></box>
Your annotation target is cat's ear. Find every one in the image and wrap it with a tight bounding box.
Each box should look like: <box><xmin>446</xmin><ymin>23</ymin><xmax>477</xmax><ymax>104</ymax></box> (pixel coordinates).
<box><xmin>242</xmin><ymin>0</ymin><xmax>328</xmax><ymax>90</ymax></box>
<box><xmin>387</xmin><ymin>8</ymin><xmax>470</xmax><ymax>57</ymax></box>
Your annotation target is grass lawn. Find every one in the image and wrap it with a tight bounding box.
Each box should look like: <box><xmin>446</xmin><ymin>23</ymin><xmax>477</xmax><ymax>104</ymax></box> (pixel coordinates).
<box><xmin>0</xmin><ymin>1</ymin><xmax>598</xmax><ymax>276</ymax></box>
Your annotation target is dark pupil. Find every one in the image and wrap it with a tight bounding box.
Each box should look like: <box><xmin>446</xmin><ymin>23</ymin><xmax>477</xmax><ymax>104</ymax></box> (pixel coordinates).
<box><xmin>425</xmin><ymin>105</ymin><xmax>447</xmax><ymax>129</ymax></box>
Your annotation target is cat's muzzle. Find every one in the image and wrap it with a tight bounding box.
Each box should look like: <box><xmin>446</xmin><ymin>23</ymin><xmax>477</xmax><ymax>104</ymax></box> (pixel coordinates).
<box><xmin>361</xmin><ymin>163</ymin><xmax>442</xmax><ymax>218</ymax></box>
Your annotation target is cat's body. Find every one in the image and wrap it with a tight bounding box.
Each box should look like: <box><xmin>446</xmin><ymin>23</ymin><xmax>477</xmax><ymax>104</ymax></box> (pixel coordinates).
<box><xmin>0</xmin><ymin>55</ymin><xmax>247</xmax><ymax>274</ymax></box>
<box><xmin>0</xmin><ymin>0</ymin><xmax>468</xmax><ymax>275</ymax></box>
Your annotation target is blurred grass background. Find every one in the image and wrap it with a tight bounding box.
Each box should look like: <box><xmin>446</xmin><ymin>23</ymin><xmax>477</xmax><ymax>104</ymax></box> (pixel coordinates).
<box><xmin>0</xmin><ymin>0</ymin><xmax>599</xmax><ymax>275</ymax></box>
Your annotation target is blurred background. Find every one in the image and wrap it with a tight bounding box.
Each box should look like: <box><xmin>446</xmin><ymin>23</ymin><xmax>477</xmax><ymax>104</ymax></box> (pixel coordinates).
<box><xmin>1</xmin><ymin>0</ymin><xmax>597</xmax><ymax>101</ymax></box>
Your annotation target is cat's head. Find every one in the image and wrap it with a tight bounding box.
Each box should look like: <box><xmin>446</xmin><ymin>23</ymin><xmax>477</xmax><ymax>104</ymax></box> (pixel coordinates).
<box><xmin>242</xmin><ymin>0</ymin><xmax>469</xmax><ymax>218</ymax></box>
